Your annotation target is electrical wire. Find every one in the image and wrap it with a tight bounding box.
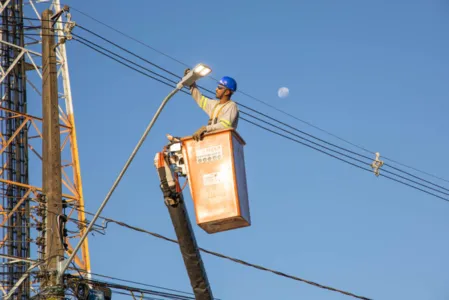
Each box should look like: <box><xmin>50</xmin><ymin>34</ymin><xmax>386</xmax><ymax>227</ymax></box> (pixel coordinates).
<box><xmin>55</xmin><ymin>255</ymin><xmax>207</xmax><ymax>300</ymax></box>
<box><xmin>68</xmin><ymin>275</ymin><xmax>196</xmax><ymax>300</ymax></box>
<box><xmin>69</xmin><ymin>6</ymin><xmax>189</xmax><ymax>68</ymax></box>
<box><xmin>43</xmin><ymin>22</ymin><xmax>443</xmax><ymax>199</ymax></box>
<box><xmin>240</xmin><ymin>113</ymin><xmax>449</xmax><ymax>198</ymax></box>
<box><xmin>111</xmin><ymin>290</ymin><xmax>171</xmax><ymax>300</ymax></box>
<box><xmin>78</xmin><ymin>271</ymin><xmax>201</xmax><ymax>299</ymax></box>
<box><xmin>68</xmin><ymin>5</ymin><xmax>449</xmax><ymax>185</ymax></box>
<box><xmin>72</xmin><ymin>33</ymin><xmax>179</xmax><ymax>85</ymax></box>
<box><xmin>242</xmin><ymin>117</ymin><xmax>449</xmax><ymax>202</ymax></box>
<box><xmin>72</xmin><ymin>33</ymin><xmax>449</xmax><ymax>202</ymax></box>
<box><xmin>67</xmin><ymin>22</ymin><xmax>449</xmax><ymax>197</ymax></box>
<box><xmin>240</xmin><ymin>116</ymin><xmax>372</xmax><ymax>173</ymax></box>
<box><xmin>73</xmin><ymin>207</ymin><xmax>372</xmax><ymax>300</ymax></box>
<box><xmin>69</xmin><ymin>32</ymin><xmax>449</xmax><ymax>203</ymax></box>
<box><xmin>0</xmin><ymin>15</ymin><xmax>67</xmax><ymax>25</ymax></box>
<box><xmin>72</xmin><ymin>37</ymin><xmax>181</xmax><ymax>91</ymax></box>
<box><xmin>0</xmin><ymin>252</ymin><xmax>198</xmax><ymax>300</ymax></box>
<box><xmin>74</xmin><ymin>25</ymin><xmax>181</xmax><ymax>79</ymax></box>
<box><xmin>112</xmin><ymin>291</ymin><xmax>163</xmax><ymax>300</ymax></box>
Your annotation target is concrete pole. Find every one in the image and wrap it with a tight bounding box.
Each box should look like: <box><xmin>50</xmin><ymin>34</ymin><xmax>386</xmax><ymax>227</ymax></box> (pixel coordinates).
<box><xmin>41</xmin><ymin>9</ymin><xmax>64</xmax><ymax>298</ymax></box>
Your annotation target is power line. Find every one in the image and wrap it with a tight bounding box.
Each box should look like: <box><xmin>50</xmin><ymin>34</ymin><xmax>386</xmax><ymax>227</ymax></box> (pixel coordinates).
<box><xmin>0</xmin><ymin>253</ymin><xmax>200</xmax><ymax>300</ymax></box>
<box><xmin>69</xmin><ymin>275</ymin><xmax>196</xmax><ymax>300</ymax></box>
<box><xmin>383</xmin><ymin>158</ymin><xmax>449</xmax><ymax>184</ymax></box>
<box><xmin>68</xmin><ymin>5</ymin><xmax>449</xmax><ymax>185</ymax></box>
<box><xmin>69</xmin><ymin>6</ymin><xmax>189</xmax><ymax>68</ymax></box>
<box><xmin>381</xmin><ymin>162</ymin><xmax>449</xmax><ymax>193</ymax></box>
<box><xmin>74</xmin><ymin>270</ymin><xmax>204</xmax><ymax>299</ymax></box>
<box><xmin>69</xmin><ymin>21</ymin><xmax>449</xmax><ymax>197</ymax></box>
<box><xmin>74</xmin><ymin>207</ymin><xmax>372</xmax><ymax>300</ymax></box>
<box><xmin>74</xmin><ymin>25</ymin><xmax>181</xmax><ymax>80</ymax></box>
<box><xmin>70</xmin><ymin>31</ymin><xmax>449</xmax><ymax>203</ymax></box>
<box><xmin>242</xmin><ymin>117</ymin><xmax>449</xmax><ymax>202</ymax></box>
<box><xmin>72</xmin><ymin>37</ymin><xmax>180</xmax><ymax>90</ymax></box>
<box><xmin>237</xmin><ymin>103</ymin><xmax>449</xmax><ymax>193</ymax></box>
<box><xmin>26</xmin><ymin>23</ymin><xmax>448</xmax><ymax>201</ymax></box>
<box><xmin>239</xmin><ymin>116</ymin><xmax>372</xmax><ymax>173</ymax></box>
<box><xmin>112</xmin><ymin>290</ymin><xmax>168</xmax><ymax>300</ymax></box>
<box><xmin>65</xmin><ymin>23</ymin><xmax>449</xmax><ymax>198</ymax></box>
<box><xmin>72</xmin><ymin>33</ymin><xmax>179</xmax><ymax>84</ymax></box>
<box><xmin>240</xmin><ymin>112</ymin><xmax>449</xmax><ymax>197</ymax></box>
<box><xmin>0</xmin><ymin>15</ymin><xmax>67</xmax><ymax>24</ymax></box>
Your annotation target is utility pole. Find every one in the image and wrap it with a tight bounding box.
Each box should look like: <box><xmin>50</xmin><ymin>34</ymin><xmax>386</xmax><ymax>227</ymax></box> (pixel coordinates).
<box><xmin>41</xmin><ymin>9</ymin><xmax>64</xmax><ymax>298</ymax></box>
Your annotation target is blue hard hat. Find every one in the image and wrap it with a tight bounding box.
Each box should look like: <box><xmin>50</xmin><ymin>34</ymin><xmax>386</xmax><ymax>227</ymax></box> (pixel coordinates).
<box><xmin>218</xmin><ymin>76</ymin><xmax>237</xmax><ymax>92</ymax></box>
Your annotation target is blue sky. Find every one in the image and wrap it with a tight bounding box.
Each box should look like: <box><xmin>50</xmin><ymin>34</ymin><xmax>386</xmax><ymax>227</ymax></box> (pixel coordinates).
<box><xmin>36</xmin><ymin>0</ymin><xmax>449</xmax><ymax>299</ymax></box>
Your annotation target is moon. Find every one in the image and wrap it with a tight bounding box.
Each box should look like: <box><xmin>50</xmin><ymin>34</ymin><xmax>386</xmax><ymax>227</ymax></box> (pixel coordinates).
<box><xmin>278</xmin><ymin>87</ymin><xmax>289</xmax><ymax>98</ymax></box>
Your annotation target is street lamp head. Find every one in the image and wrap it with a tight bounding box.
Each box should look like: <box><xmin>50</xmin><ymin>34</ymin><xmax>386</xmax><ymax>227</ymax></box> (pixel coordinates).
<box><xmin>177</xmin><ymin>63</ymin><xmax>212</xmax><ymax>88</ymax></box>
<box><xmin>193</xmin><ymin>64</ymin><xmax>212</xmax><ymax>76</ymax></box>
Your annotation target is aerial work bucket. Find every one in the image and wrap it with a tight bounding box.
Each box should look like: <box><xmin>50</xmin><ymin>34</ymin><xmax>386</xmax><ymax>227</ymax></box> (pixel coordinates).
<box><xmin>181</xmin><ymin>129</ymin><xmax>251</xmax><ymax>234</ymax></box>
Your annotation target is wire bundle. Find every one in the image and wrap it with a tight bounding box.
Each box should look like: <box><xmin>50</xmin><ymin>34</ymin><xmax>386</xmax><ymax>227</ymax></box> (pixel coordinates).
<box><xmin>66</xmin><ymin>19</ymin><xmax>449</xmax><ymax>204</ymax></box>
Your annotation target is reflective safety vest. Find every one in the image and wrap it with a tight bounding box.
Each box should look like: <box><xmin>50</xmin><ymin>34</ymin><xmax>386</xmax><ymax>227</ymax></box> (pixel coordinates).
<box><xmin>207</xmin><ymin>101</ymin><xmax>233</xmax><ymax>127</ymax></box>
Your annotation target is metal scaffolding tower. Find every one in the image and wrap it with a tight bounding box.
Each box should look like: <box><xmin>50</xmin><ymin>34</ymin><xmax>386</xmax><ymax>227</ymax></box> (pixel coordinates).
<box><xmin>0</xmin><ymin>1</ymin><xmax>30</xmax><ymax>298</ymax></box>
<box><xmin>0</xmin><ymin>0</ymin><xmax>90</xmax><ymax>297</ymax></box>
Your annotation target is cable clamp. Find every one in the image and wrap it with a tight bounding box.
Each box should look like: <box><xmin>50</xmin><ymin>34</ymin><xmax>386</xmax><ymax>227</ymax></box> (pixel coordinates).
<box><xmin>63</xmin><ymin>11</ymin><xmax>76</xmax><ymax>41</ymax></box>
<box><xmin>370</xmin><ymin>152</ymin><xmax>384</xmax><ymax>177</ymax></box>
<box><xmin>54</xmin><ymin>8</ymin><xmax>76</xmax><ymax>48</ymax></box>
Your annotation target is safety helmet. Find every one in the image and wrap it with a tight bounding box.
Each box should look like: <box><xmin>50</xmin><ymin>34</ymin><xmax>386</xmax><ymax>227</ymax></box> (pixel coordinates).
<box><xmin>218</xmin><ymin>76</ymin><xmax>237</xmax><ymax>92</ymax></box>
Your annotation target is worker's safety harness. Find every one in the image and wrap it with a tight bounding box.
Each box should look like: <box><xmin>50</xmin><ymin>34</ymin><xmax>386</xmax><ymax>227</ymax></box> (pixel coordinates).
<box><xmin>207</xmin><ymin>101</ymin><xmax>232</xmax><ymax>126</ymax></box>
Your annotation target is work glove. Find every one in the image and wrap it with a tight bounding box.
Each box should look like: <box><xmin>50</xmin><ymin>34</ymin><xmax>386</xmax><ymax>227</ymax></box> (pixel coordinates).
<box><xmin>192</xmin><ymin>126</ymin><xmax>207</xmax><ymax>142</ymax></box>
<box><xmin>183</xmin><ymin>68</ymin><xmax>196</xmax><ymax>88</ymax></box>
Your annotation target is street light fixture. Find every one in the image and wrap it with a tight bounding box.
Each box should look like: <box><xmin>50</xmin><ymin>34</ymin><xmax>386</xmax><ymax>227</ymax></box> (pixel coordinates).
<box><xmin>57</xmin><ymin>63</ymin><xmax>212</xmax><ymax>282</ymax></box>
<box><xmin>177</xmin><ymin>63</ymin><xmax>212</xmax><ymax>89</ymax></box>
<box><xmin>194</xmin><ymin>63</ymin><xmax>212</xmax><ymax>76</ymax></box>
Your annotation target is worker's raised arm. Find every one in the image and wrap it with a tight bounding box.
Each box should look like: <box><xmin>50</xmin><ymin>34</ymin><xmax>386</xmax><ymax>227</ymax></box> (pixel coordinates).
<box><xmin>206</xmin><ymin>102</ymin><xmax>239</xmax><ymax>132</ymax></box>
<box><xmin>190</xmin><ymin>85</ymin><xmax>218</xmax><ymax>118</ymax></box>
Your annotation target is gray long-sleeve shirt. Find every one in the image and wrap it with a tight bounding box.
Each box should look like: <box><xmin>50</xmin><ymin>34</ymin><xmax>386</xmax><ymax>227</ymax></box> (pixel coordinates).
<box><xmin>190</xmin><ymin>85</ymin><xmax>239</xmax><ymax>132</ymax></box>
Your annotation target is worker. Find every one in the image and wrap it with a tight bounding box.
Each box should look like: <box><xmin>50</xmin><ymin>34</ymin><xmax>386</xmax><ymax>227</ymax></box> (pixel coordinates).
<box><xmin>184</xmin><ymin>68</ymin><xmax>239</xmax><ymax>141</ymax></box>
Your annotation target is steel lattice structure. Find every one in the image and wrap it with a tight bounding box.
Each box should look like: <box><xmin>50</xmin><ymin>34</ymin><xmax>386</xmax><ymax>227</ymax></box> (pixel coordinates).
<box><xmin>0</xmin><ymin>0</ymin><xmax>90</xmax><ymax>298</ymax></box>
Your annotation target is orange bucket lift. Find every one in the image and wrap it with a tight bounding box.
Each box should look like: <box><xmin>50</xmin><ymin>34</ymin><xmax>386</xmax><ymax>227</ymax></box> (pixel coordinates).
<box><xmin>166</xmin><ymin>128</ymin><xmax>251</xmax><ymax>234</ymax></box>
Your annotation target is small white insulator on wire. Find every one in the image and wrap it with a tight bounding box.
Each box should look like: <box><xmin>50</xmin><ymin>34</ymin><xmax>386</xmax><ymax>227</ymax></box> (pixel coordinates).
<box><xmin>370</xmin><ymin>152</ymin><xmax>384</xmax><ymax>177</ymax></box>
